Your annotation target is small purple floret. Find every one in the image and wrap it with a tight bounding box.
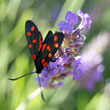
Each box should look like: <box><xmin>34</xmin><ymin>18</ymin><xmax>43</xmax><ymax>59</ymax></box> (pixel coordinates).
<box><xmin>73</xmin><ymin>56</ymin><xmax>82</xmax><ymax>80</ymax></box>
<box><xmin>77</xmin><ymin>9</ymin><xmax>92</xmax><ymax>30</ymax></box>
<box><xmin>58</xmin><ymin>11</ymin><xmax>78</xmax><ymax>33</ymax></box>
<box><xmin>65</xmin><ymin>11</ymin><xmax>78</xmax><ymax>25</ymax></box>
<box><xmin>59</xmin><ymin>9</ymin><xmax>92</xmax><ymax>34</ymax></box>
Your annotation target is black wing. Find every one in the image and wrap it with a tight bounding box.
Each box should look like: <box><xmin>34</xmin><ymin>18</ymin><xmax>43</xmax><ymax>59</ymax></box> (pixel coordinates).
<box><xmin>25</xmin><ymin>20</ymin><xmax>43</xmax><ymax>61</ymax></box>
<box><xmin>43</xmin><ymin>31</ymin><xmax>53</xmax><ymax>42</ymax></box>
<box><xmin>40</xmin><ymin>32</ymin><xmax>64</xmax><ymax>68</ymax></box>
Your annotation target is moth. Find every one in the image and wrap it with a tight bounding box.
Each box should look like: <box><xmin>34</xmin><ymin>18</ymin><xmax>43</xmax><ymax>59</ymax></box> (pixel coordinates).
<box><xmin>25</xmin><ymin>20</ymin><xmax>64</xmax><ymax>74</ymax></box>
<box><xmin>9</xmin><ymin>20</ymin><xmax>64</xmax><ymax>79</ymax></box>
<box><xmin>9</xmin><ymin>20</ymin><xmax>64</xmax><ymax>101</ymax></box>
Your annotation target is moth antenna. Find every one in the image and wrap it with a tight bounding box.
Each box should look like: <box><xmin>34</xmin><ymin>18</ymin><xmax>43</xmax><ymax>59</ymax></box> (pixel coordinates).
<box><xmin>8</xmin><ymin>72</ymin><xmax>36</xmax><ymax>81</ymax></box>
<box><xmin>37</xmin><ymin>74</ymin><xmax>46</xmax><ymax>102</ymax></box>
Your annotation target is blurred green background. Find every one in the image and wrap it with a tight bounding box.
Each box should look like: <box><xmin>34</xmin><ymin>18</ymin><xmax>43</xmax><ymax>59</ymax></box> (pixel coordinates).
<box><xmin>0</xmin><ymin>0</ymin><xmax>110</xmax><ymax>110</ymax></box>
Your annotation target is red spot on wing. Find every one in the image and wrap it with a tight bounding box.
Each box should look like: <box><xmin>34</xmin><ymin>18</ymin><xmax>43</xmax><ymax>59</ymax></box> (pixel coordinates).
<box><xmin>32</xmin><ymin>54</ymin><xmax>36</xmax><ymax>61</ymax></box>
<box><xmin>54</xmin><ymin>43</ymin><xmax>59</xmax><ymax>48</ymax></box>
<box><xmin>48</xmin><ymin>53</ymin><xmax>52</xmax><ymax>58</ymax></box>
<box><xmin>27</xmin><ymin>32</ymin><xmax>31</xmax><ymax>36</ymax></box>
<box><xmin>32</xmin><ymin>39</ymin><xmax>36</xmax><ymax>43</ymax></box>
<box><xmin>54</xmin><ymin>35</ymin><xmax>58</xmax><ymax>41</ymax></box>
<box><xmin>29</xmin><ymin>44</ymin><xmax>32</xmax><ymax>48</ymax></box>
<box><xmin>43</xmin><ymin>62</ymin><xmax>48</xmax><ymax>67</ymax></box>
<box><xmin>41</xmin><ymin>59</ymin><xmax>45</xmax><ymax>64</ymax></box>
<box><xmin>38</xmin><ymin>33</ymin><xmax>42</xmax><ymax>52</ymax></box>
<box><xmin>42</xmin><ymin>43</ymin><xmax>47</xmax><ymax>52</ymax></box>
<box><xmin>31</xmin><ymin>26</ymin><xmax>34</xmax><ymax>32</ymax></box>
<box><xmin>47</xmin><ymin>45</ymin><xmax>51</xmax><ymax>51</ymax></box>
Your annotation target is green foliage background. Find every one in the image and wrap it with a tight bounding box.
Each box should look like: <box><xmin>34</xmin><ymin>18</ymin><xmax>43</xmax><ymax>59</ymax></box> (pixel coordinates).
<box><xmin>0</xmin><ymin>0</ymin><xmax>110</xmax><ymax>110</ymax></box>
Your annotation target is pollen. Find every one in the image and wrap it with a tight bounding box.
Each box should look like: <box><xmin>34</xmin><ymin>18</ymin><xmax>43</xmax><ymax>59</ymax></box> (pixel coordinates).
<box><xmin>31</xmin><ymin>26</ymin><xmax>35</xmax><ymax>32</ymax></box>
<box><xmin>47</xmin><ymin>45</ymin><xmax>51</xmax><ymax>51</ymax></box>
<box><xmin>32</xmin><ymin>39</ymin><xmax>36</xmax><ymax>43</ymax></box>
<box><xmin>48</xmin><ymin>53</ymin><xmax>52</xmax><ymax>58</ymax></box>
<box><xmin>54</xmin><ymin>43</ymin><xmax>59</xmax><ymax>48</ymax></box>
<box><xmin>29</xmin><ymin>44</ymin><xmax>32</xmax><ymax>48</ymax></box>
<box><xmin>54</xmin><ymin>35</ymin><xmax>58</xmax><ymax>41</ymax></box>
<box><xmin>41</xmin><ymin>59</ymin><xmax>45</xmax><ymax>64</ymax></box>
<box><xmin>43</xmin><ymin>62</ymin><xmax>48</xmax><ymax>67</ymax></box>
<box><xmin>27</xmin><ymin>32</ymin><xmax>31</xmax><ymax>36</ymax></box>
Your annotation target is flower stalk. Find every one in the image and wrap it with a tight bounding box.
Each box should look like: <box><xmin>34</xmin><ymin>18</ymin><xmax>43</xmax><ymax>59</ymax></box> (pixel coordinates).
<box><xmin>35</xmin><ymin>9</ymin><xmax>92</xmax><ymax>89</ymax></box>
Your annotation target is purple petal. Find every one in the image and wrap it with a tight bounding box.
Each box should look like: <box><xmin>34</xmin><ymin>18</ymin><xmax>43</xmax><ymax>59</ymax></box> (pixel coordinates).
<box><xmin>58</xmin><ymin>21</ymin><xmax>67</xmax><ymax>31</ymax></box>
<box><xmin>77</xmin><ymin>9</ymin><xmax>92</xmax><ymax>30</ymax></box>
<box><xmin>72</xmin><ymin>56</ymin><xmax>82</xmax><ymax>80</ymax></box>
<box><xmin>58</xmin><ymin>11</ymin><xmax>79</xmax><ymax>33</ymax></box>
<box><xmin>65</xmin><ymin>11</ymin><xmax>73</xmax><ymax>21</ymax></box>
<box><xmin>49</xmin><ymin>70</ymin><xmax>55</xmax><ymax>76</ymax></box>
<box><xmin>49</xmin><ymin>62</ymin><xmax>57</xmax><ymax>68</ymax></box>
<box><xmin>77</xmin><ymin>9</ymin><xmax>84</xmax><ymax>17</ymax></box>
<box><xmin>58</xmin><ymin>21</ymin><xmax>73</xmax><ymax>33</ymax></box>
<box><xmin>65</xmin><ymin>11</ymin><xmax>78</xmax><ymax>25</ymax></box>
<box><xmin>57</xmin><ymin>54</ymin><xmax>70</xmax><ymax>65</ymax></box>
<box><xmin>53</xmin><ymin>69</ymin><xmax>59</xmax><ymax>74</ymax></box>
<box><xmin>59</xmin><ymin>65</ymin><xmax>65</xmax><ymax>72</ymax></box>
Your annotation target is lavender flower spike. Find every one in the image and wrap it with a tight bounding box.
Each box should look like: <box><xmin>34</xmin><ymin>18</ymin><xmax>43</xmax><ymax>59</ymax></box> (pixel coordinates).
<box><xmin>35</xmin><ymin>10</ymin><xmax>92</xmax><ymax>89</ymax></box>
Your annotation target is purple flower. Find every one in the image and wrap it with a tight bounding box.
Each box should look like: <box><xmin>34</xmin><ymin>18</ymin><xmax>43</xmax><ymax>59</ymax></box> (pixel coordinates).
<box><xmin>58</xmin><ymin>11</ymin><xmax>78</xmax><ymax>34</ymax></box>
<box><xmin>35</xmin><ymin>10</ymin><xmax>92</xmax><ymax>89</ymax></box>
<box><xmin>77</xmin><ymin>9</ymin><xmax>92</xmax><ymax>30</ymax></box>
<box><xmin>65</xmin><ymin>11</ymin><xmax>78</xmax><ymax>25</ymax></box>
<box><xmin>73</xmin><ymin>56</ymin><xmax>82</xmax><ymax>80</ymax></box>
<box><xmin>58</xmin><ymin>9</ymin><xmax>92</xmax><ymax>35</ymax></box>
<box><xmin>77</xmin><ymin>52</ymin><xmax>104</xmax><ymax>91</ymax></box>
